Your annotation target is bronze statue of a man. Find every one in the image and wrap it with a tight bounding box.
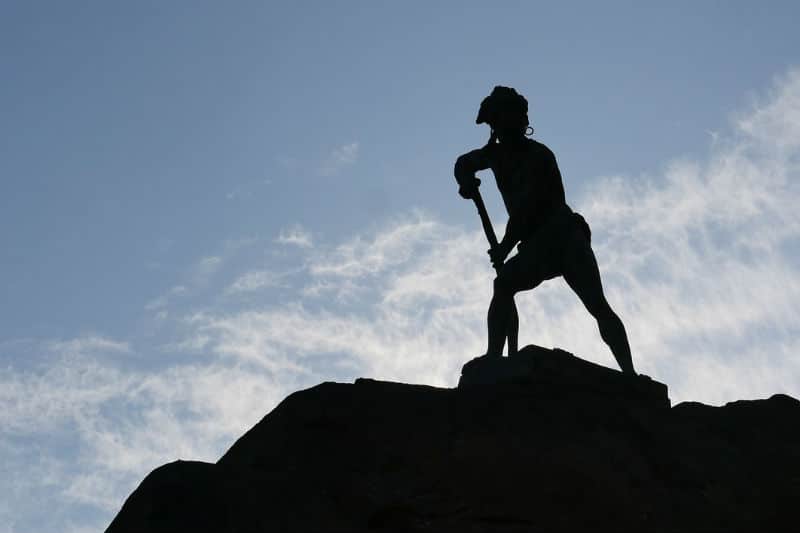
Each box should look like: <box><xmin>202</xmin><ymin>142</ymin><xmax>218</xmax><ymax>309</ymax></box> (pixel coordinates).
<box><xmin>454</xmin><ymin>86</ymin><xmax>636</xmax><ymax>375</ymax></box>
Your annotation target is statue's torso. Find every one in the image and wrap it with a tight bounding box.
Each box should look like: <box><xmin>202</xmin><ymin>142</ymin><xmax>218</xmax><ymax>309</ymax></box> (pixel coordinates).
<box><xmin>486</xmin><ymin>138</ymin><xmax>568</xmax><ymax>240</ymax></box>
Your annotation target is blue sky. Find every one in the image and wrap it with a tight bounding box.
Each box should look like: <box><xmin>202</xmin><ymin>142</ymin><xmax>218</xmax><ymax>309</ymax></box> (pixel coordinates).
<box><xmin>2</xmin><ymin>2</ymin><xmax>800</xmax><ymax>532</ymax></box>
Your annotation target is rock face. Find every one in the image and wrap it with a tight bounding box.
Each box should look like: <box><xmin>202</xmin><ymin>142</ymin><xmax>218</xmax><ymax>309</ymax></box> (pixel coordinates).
<box><xmin>106</xmin><ymin>346</ymin><xmax>800</xmax><ymax>532</ymax></box>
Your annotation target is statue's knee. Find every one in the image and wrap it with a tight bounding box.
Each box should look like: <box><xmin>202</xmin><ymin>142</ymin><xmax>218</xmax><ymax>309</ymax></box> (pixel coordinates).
<box><xmin>594</xmin><ymin>303</ymin><xmax>618</xmax><ymax>324</ymax></box>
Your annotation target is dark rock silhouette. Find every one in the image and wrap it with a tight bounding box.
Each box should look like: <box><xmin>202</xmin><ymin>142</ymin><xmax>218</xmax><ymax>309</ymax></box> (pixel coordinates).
<box><xmin>106</xmin><ymin>348</ymin><xmax>800</xmax><ymax>532</ymax></box>
<box><xmin>459</xmin><ymin>345</ymin><xmax>668</xmax><ymax>409</ymax></box>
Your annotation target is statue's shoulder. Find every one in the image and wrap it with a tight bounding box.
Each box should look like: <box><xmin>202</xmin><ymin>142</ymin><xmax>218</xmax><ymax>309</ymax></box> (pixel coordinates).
<box><xmin>527</xmin><ymin>138</ymin><xmax>552</xmax><ymax>153</ymax></box>
<box><xmin>526</xmin><ymin>138</ymin><xmax>557</xmax><ymax>163</ymax></box>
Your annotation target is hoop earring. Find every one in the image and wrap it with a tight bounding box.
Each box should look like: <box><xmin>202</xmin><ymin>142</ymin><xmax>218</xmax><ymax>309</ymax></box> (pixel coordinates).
<box><xmin>525</xmin><ymin>126</ymin><xmax>534</xmax><ymax>137</ymax></box>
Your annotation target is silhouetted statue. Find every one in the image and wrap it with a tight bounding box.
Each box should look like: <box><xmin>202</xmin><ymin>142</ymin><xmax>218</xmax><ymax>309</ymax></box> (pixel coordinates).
<box><xmin>454</xmin><ymin>86</ymin><xmax>636</xmax><ymax>375</ymax></box>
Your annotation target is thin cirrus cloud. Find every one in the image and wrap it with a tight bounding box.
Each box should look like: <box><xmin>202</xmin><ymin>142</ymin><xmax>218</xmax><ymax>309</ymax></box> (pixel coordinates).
<box><xmin>225</xmin><ymin>268</ymin><xmax>296</xmax><ymax>294</ymax></box>
<box><xmin>144</xmin><ymin>285</ymin><xmax>187</xmax><ymax>311</ymax></box>
<box><xmin>275</xmin><ymin>224</ymin><xmax>314</xmax><ymax>248</ymax></box>
<box><xmin>1</xmin><ymin>71</ymin><xmax>800</xmax><ymax>532</ymax></box>
<box><xmin>318</xmin><ymin>141</ymin><xmax>359</xmax><ymax>176</ymax></box>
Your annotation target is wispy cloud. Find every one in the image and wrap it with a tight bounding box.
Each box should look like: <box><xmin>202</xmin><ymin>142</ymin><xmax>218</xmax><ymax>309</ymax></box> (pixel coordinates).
<box><xmin>318</xmin><ymin>141</ymin><xmax>359</xmax><ymax>176</ymax></box>
<box><xmin>300</xmin><ymin>212</ymin><xmax>444</xmax><ymax>301</ymax></box>
<box><xmin>225</xmin><ymin>269</ymin><xmax>292</xmax><ymax>294</ymax></box>
<box><xmin>276</xmin><ymin>224</ymin><xmax>313</xmax><ymax>248</ymax></box>
<box><xmin>192</xmin><ymin>255</ymin><xmax>223</xmax><ymax>285</ymax></box>
<box><xmin>736</xmin><ymin>69</ymin><xmax>800</xmax><ymax>153</ymax></box>
<box><xmin>144</xmin><ymin>239</ymin><xmax>257</xmax><ymax>314</ymax></box>
<box><xmin>308</xmin><ymin>212</ymin><xmax>438</xmax><ymax>279</ymax></box>
<box><xmin>144</xmin><ymin>285</ymin><xmax>187</xmax><ymax>311</ymax></box>
<box><xmin>193</xmin><ymin>220</ymin><xmax>489</xmax><ymax>383</ymax></box>
<box><xmin>47</xmin><ymin>335</ymin><xmax>131</xmax><ymax>357</ymax></box>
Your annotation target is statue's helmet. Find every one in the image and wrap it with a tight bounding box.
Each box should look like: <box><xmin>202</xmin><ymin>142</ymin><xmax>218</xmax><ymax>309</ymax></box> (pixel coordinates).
<box><xmin>476</xmin><ymin>86</ymin><xmax>528</xmax><ymax>126</ymax></box>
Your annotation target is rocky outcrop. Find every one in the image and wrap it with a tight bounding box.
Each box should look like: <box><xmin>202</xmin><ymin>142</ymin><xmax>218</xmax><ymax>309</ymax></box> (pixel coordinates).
<box><xmin>106</xmin><ymin>346</ymin><xmax>800</xmax><ymax>532</ymax></box>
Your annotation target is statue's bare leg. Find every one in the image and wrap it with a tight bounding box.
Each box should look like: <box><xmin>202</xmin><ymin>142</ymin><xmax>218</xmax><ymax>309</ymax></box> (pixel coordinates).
<box><xmin>486</xmin><ymin>278</ymin><xmax>514</xmax><ymax>357</ymax></box>
<box><xmin>563</xmin><ymin>244</ymin><xmax>635</xmax><ymax>375</ymax></box>
<box><xmin>486</xmin><ymin>254</ymin><xmax>544</xmax><ymax>358</ymax></box>
<box><xmin>507</xmin><ymin>301</ymin><xmax>519</xmax><ymax>356</ymax></box>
